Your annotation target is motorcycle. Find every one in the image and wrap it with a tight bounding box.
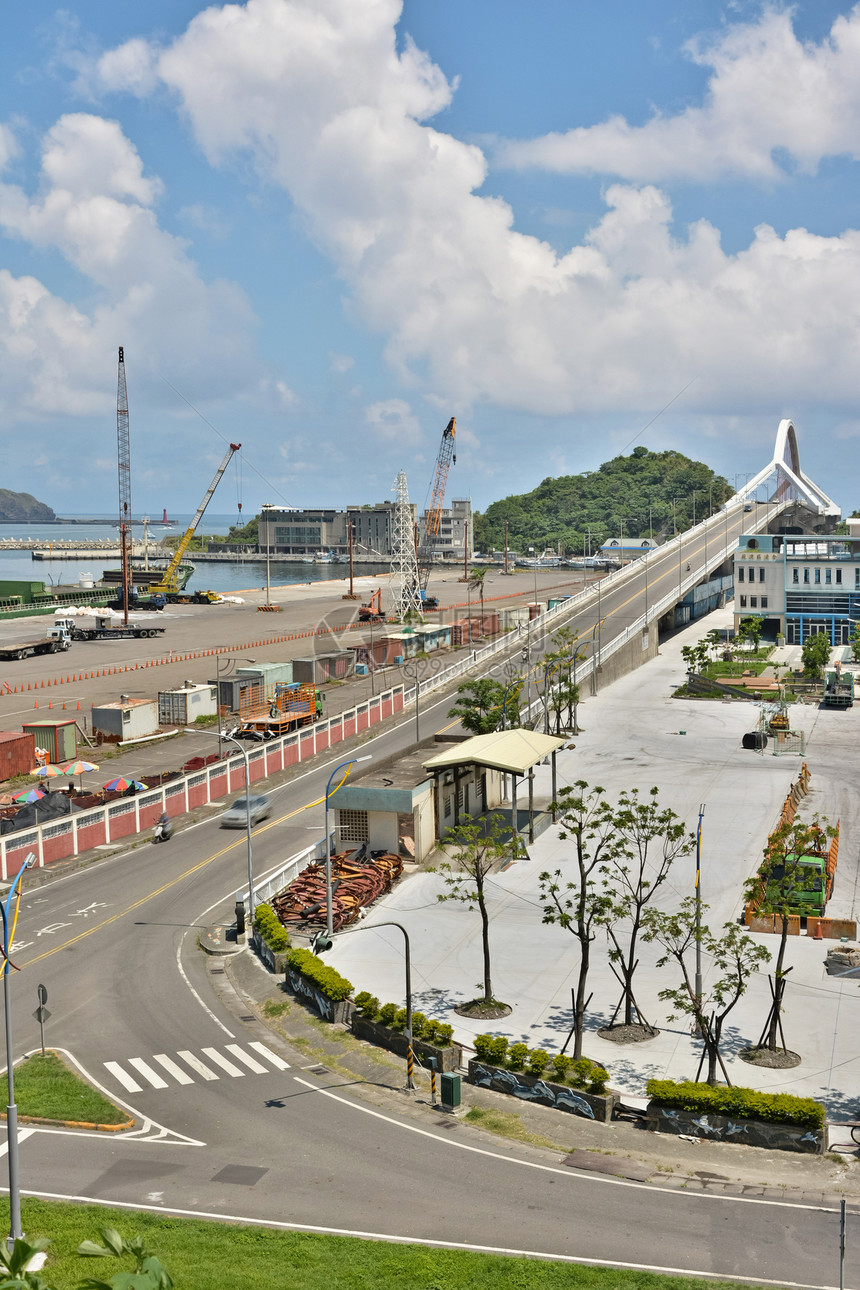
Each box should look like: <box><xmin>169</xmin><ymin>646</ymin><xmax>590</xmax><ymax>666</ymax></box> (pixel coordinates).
<box><xmin>153</xmin><ymin>819</ymin><xmax>173</xmax><ymax>844</ymax></box>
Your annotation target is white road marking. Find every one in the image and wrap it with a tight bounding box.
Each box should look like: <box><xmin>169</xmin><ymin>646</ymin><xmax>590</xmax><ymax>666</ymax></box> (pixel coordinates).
<box><xmin>128</xmin><ymin>1059</ymin><xmax>168</xmax><ymax>1090</ymax></box>
<box><xmin>152</xmin><ymin>1055</ymin><xmax>194</xmax><ymax>1086</ymax></box>
<box><xmin>248</xmin><ymin>1041</ymin><xmax>289</xmax><ymax>1070</ymax></box>
<box><xmin>176</xmin><ymin>1050</ymin><xmax>218</xmax><ymax>1082</ymax></box>
<box><xmin>225</xmin><ymin>1044</ymin><xmax>268</xmax><ymax>1074</ymax></box>
<box><xmin>201</xmin><ymin>1047</ymin><xmax>244</xmax><ymax>1077</ymax></box>
<box><xmin>104</xmin><ymin>1061</ymin><xmax>142</xmax><ymax>1093</ymax></box>
<box><xmin>0</xmin><ymin>1129</ymin><xmax>33</xmax><ymax>1157</ymax></box>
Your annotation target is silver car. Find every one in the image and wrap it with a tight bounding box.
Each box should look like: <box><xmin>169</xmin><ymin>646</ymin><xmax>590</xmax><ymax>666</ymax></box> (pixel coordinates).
<box><xmin>220</xmin><ymin>794</ymin><xmax>271</xmax><ymax>828</ymax></box>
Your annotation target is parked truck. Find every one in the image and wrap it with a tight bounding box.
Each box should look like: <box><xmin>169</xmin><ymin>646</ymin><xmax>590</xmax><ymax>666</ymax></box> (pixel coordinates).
<box><xmin>766</xmin><ymin>853</ymin><xmax>828</xmax><ymax>915</ymax></box>
<box><xmin>56</xmin><ymin>615</ymin><xmax>166</xmax><ymax>642</ymax></box>
<box><xmin>0</xmin><ymin>623</ymin><xmax>72</xmax><ymax>661</ymax></box>
<box><xmin>823</xmin><ymin>669</ymin><xmax>855</xmax><ymax>708</ymax></box>
<box><xmin>231</xmin><ymin>682</ymin><xmax>323</xmax><ymax>740</ymax></box>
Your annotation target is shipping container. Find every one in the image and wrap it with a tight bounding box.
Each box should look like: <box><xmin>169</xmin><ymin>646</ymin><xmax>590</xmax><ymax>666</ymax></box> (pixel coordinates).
<box><xmin>292</xmin><ymin>652</ymin><xmax>355</xmax><ymax>684</ymax></box>
<box><xmin>211</xmin><ymin>674</ymin><xmax>263</xmax><ymax>715</ymax></box>
<box><xmin>158</xmin><ymin>684</ymin><xmax>218</xmax><ymax>725</ymax></box>
<box><xmin>236</xmin><ymin>661</ymin><xmax>294</xmax><ymax>688</ymax></box>
<box><xmin>0</xmin><ymin>731</ymin><xmax>36</xmax><ymax>782</ymax></box>
<box><xmin>21</xmin><ymin>718</ymin><xmax>77</xmax><ymax>763</ymax></box>
<box><xmin>91</xmin><ymin>700</ymin><xmax>158</xmax><ymax>743</ymax></box>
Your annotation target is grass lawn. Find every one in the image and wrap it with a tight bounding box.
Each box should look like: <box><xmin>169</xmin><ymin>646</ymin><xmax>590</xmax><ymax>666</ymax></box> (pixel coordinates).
<box><xmin>704</xmin><ymin>659</ymin><xmax>772</xmax><ymax>678</ymax></box>
<box><xmin>10</xmin><ymin>1052</ymin><xmax>128</xmax><ymax>1126</ymax></box>
<box><xmin>13</xmin><ymin>1199</ymin><xmax>771</xmax><ymax>1290</ymax></box>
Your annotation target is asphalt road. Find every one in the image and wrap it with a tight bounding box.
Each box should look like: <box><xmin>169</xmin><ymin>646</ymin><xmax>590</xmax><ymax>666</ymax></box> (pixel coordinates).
<box><xmin>4</xmin><ymin>500</ymin><xmax>845</xmax><ymax>1287</ymax></box>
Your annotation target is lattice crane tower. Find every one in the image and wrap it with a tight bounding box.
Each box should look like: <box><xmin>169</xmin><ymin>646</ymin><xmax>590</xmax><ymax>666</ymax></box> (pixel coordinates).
<box><xmin>116</xmin><ymin>346</ymin><xmax>131</xmax><ymax>623</ymax></box>
<box><xmin>391</xmin><ymin>469</ymin><xmax>424</xmax><ymax>620</ymax></box>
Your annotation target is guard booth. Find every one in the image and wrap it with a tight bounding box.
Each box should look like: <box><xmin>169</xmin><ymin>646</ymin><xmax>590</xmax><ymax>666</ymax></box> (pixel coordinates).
<box><xmin>21</xmin><ymin>717</ymin><xmax>77</xmax><ymax>765</ymax></box>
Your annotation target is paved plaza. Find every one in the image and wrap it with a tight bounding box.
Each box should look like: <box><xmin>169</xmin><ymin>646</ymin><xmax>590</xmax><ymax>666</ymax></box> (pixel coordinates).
<box><xmin>327</xmin><ymin>608</ymin><xmax>860</xmax><ymax>1116</ymax></box>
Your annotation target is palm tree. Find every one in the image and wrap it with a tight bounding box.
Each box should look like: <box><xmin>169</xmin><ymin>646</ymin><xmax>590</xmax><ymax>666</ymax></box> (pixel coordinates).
<box><xmin>468</xmin><ymin>566</ymin><xmax>490</xmax><ymax>635</ymax></box>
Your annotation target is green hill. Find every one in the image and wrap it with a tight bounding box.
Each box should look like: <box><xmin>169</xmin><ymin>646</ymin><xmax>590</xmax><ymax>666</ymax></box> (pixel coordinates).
<box><xmin>473</xmin><ymin>446</ymin><xmax>731</xmax><ymax>556</ymax></box>
<box><xmin>0</xmin><ymin>489</ymin><xmax>55</xmax><ymax>523</ymax></box>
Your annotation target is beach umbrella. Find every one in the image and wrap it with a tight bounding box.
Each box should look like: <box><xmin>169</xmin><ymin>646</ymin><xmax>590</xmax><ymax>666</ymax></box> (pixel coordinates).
<box><xmin>30</xmin><ymin>764</ymin><xmax>65</xmax><ymax>778</ymax></box>
<box><xmin>62</xmin><ymin>759</ymin><xmax>100</xmax><ymax>789</ymax></box>
<box><xmin>103</xmin><ymin>777</ymin><xmax>146</xmax><ymax>793</ymax></box>
<box><xmin>12</xmin><ymin>788</ymin><xmax>46</xmax><ymax>803</ymax></box>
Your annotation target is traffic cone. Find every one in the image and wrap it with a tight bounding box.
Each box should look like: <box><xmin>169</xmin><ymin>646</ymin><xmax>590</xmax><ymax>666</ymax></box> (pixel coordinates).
<box><xmin>34</xmin><ymin>700</ymin><xmax>38</xmax><ymax>708</ymax></box>
<box><xmin>48</xmin><ymin>701</ymin><xmax>52</xmax><ymax>709</ymax></box>
<box><xmin>814</xmin><ymin>920</ymin><xmax>823</xmax><ymax>940</ymax></box>
<box><xmin>76</xmin><ymin>702</ymin><xmax>81</xmax><ymax>710</ymax></box>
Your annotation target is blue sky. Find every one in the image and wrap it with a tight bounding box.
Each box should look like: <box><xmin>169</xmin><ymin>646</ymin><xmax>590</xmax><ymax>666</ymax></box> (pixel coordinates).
<box><xmin>1</xmin><ymin>1</ymin><xmax>859</xmax><ymax>521</ymax></box>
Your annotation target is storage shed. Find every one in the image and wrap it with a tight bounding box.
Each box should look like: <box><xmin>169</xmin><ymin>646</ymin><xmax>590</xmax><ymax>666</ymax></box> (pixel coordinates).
<box><xmin>292</xmin><ymin>652</ymin><xmax>355</xmax><ymax>684</ymax></box>
<box><xmin>91</xmin><ymin>698</ymin><xmax>158</xmax><ymax>744</ymax></box>
<box><xmin>158</xmin><ymin>683</ymin><xmax>217</xmax><ymax>725</ymax></box>
<box><xmin>0</xmin><ymin>731</ymin><xmax>36</xmax><ymax>782</ymax></box>
<box><xmin>21</xmin><ymin>718</ymin><xmax>77</xmax><ymax>764</ymax></box>
<box><xmin>332</xmin><ymin>744</ymin><xmax>435</xmax><ymax>861</ymax></box>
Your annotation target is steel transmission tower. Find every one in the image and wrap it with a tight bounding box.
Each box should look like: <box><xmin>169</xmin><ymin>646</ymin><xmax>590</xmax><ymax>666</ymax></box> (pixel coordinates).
<box><xmin>116</xmin><ymin>346</ymin><xmax>132</xmax><ymax>624</ymax></box>
<box><xmin>391</xmin><ymin>469</ymin><xmax>423</xmax><ymax>620</ymax></box>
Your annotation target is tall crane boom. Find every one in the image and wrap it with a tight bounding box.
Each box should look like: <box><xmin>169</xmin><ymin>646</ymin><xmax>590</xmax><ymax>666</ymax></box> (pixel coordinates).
<box><xmin>116</xmin><ymin>347</ymin><xmax>132</xmax><ymax>622</ymax></box>
<box><xmin>149</xmin><ymin>443</ymin><xmax>241</xmax><ymax>594</ymax></box>
<box><xmin>418</xmin><ymin>416</ymin><xmax>455</xmax><ymax>591</ymax></box>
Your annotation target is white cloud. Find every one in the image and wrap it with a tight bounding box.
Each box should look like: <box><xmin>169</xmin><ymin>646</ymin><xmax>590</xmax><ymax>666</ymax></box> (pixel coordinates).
<box><xmin>329</xmin><ymin>351</ymin><xmax>354</xmax><ymax>373</ymax></box>
<box><xmin>364</xmin><ymin>397</ymin><xmax>422</xmax><ymax>445</ymax></box>
<box><xmin>87</xmin><ymin>0</ymin><xmax>860</xmax><ymax>420</ymax></box>
<box><xmin>94</xmin><ymin>37</ymin><xmax>160</xmax><ymax>97</ymax></box>
<box><xmin>0</xmin><ymin>113</ymin><xmax>263</xmax><ymax>421</ymax></box>
<box><xmin>497</xmin><ymin>8</ymin><xmax>860</xmax><ymax>183</ymax></box>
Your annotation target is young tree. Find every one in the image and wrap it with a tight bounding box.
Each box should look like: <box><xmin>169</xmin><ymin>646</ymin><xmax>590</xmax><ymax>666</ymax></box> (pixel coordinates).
<box><xmin>539</xmin><ymin>783</ymin><xmax>616</xmax><ymax>1058</ymax></box>
<box><xmin>744</xmin><ymin>814</ymin><xmax>834</xmax><ymax>1052</ymax></box>
<box><xmin>544</xmin><ymin>626</ymin><xmax>585</xmax><ymax>733</ymax></box>
<box><xmin>801</xmin><ymin>630</ymin><xmax>831</xmax><ymax>679</ymax></box>
<box><xmin>850</xmin><ymin>622</ymin><xmax>860</xmax><ymax>663</ymax></box>
<box><xmin>468</xmin><ymin>565</ymin><xmax>490</xmax><ymax>633</ymax></box>
<box><xmin>738</xmin><ymin>616</ymin><xmax>764</xmax><ymax>655</ymax></box>
<box><xmin>448</xmin><ymin>678</ymin><xmax>519</xmax><ymax>734</ymax></box>
<box><xmin>434</xmin><ymin>814</ymin><xmax>512</xmax><ymax>1006</ymax></box>
<box><xmin>680</xmin><ymin>640</ymin><xmax>710</xmax><ymax>674</ymax></box>
<box><xmin>599</xmin><ymin>787</ymin><xmax>695</xmax><ymax>1033</ymax></box>
<box><xmin>643</xmin><ymin>898</ymin><xmax>771</xmax><ymax>1085</ymax></box>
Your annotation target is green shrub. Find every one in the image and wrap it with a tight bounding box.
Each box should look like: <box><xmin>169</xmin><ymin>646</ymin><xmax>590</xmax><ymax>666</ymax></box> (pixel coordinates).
<box><xmin>473</xmin><ymin>1034</ymin><xmax>494</xmax><ymax>1062</ymax></box>
<box><xmin>551</xmin><ymin>1054</ymin><xmax>570</xmax><ymax>1083</ymax></box>
<box><xmin>285</xmin><ymin>948</ymin><xmax>353</xmax><ymax>1002</ymax></box>
<box><xmin>392</xmin><ymin>1008</ymin><xmax>408</xmax><ymax>1033</ymax></box>
<box><xmin>253</xmin><ymin>904</ymin><xmax>291</xmax><ymax>954</ymax></box>
<box><xmin>422</xmin><ymin>1020</ymin><xmax>440</xmax><ymax>1045</ymax></box>
<box><xmin>646</xmin><ymin>1079</ymin><xmax>824</xmax><ymax>1130</ymax></box>
<box><xmin>377</xmin><ymin>1002</ymin><xmax>398</xmax><ymax>1028</ymax></box>
<box><xmin>507</xmin><ymin>1042</ymin><xmax>529</xmax><ymax>1071</ymax></box>
<box><xmin>587</xmin><ymin>1064</ymin><xmax>609</xmax><ymax>1095</ymax></box>
<box><xmin>528</xmin><ymin>1048</ymin><xmax>549</xmax><ymax>1077</ymax></box>
<box><xmin>488</xmin><ymin>1035</ymin><xmax>509</xmax><ymax>1067</ymax></box>
<box><xmin>410</xmin><ymin>1012</ymin><xmax>427</xmax><ymax>1040</ymax></box>
<box><xmin>434</xmin><ymin>1023</ymin><xmax>454</xmax><ymax>1047</ymax></box>
<box><xmin>354</xmin><ymin>992</ymin><xmax>379</xmax><ymax>1020</ymax></box>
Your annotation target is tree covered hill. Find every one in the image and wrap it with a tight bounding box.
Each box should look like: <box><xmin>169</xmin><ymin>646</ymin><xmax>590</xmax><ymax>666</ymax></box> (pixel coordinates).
<box><xmin>0</xmin><ymin>490</ymin><xmax>55</xmax><ymax>523</ymax></box>
<box><xmin>473</xmin><ymin>446</ymin><xmax>731</xmax><ymax>555</ymax></box>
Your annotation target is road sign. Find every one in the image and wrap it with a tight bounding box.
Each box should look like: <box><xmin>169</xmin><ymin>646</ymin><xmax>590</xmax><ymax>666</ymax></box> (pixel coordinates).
<box><xmin>32</xmin><ymin>1007</ymin><xmax>50</xmax><ymax>1024</ymax></box>
<box><xmin>37</xmin><ymin>983</ymin><xmax>47</xmax><ymax>1006</ymax></box>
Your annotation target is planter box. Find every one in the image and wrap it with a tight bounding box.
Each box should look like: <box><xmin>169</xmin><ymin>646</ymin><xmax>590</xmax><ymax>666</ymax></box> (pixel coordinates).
<box><xmin>352</xmin><ymin>1014</ymin><xmax>461</xmax><ymax>1072</ymax></box>
<box><xmin>645</xmin><ymin>1101</ymin><xmax>823</xmax><ymax>1155</ymax></box>
<box><xmin>284</xmin><ymin>966</ymin><xmax>356</xmax><ymax>1025</ymax></box>
<box><xmin>467</xmin><ymin>1059</ymin><xmax>616</xmax><ymax>1122</ymax></box>
<box><xmin>254</xmin><ymin>937</ymin><xmax>290</xmax><ymax>975</ymax></box>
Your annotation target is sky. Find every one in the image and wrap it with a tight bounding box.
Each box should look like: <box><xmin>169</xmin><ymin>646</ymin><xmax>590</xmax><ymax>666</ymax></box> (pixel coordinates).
<box><xmin>1</xmin><ymin>0</ymin><xmax>859</xmax><ymax>521</ymax></box>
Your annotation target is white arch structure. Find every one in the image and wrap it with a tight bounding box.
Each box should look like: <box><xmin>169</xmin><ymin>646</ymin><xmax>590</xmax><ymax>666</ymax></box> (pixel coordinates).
<box><xmin>730</xmin><ymin>419</ymin><xmax>840</xmax><ymax>518</ymax></box>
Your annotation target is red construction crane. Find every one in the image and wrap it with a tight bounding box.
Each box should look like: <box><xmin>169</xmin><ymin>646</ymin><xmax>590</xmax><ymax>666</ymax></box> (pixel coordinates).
<box><xmin>418</xmin><ymin>417</ymin><xmax>456</xmax><ymax>598</ymax></box>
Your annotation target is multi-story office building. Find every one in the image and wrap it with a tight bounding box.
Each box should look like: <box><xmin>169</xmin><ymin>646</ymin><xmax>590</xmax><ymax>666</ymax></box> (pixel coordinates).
<box><xmin>256</xmin><ymin>497</ymin><xmax>472</xmax><ymax>560</ymax></box>
<box><xmin>734</xmin><ymin>526</ymin><xmax>860</xmax><ymax>645</ymax></box>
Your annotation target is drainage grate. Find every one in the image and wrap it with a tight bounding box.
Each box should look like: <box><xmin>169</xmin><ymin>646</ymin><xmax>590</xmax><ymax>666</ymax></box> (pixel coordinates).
<box><xmin>212</xmin><ymin>1164</ymin><xmax>269</xmax><ymax>1187</ymax></box>
<box><xmin>306</xmin><ymin>1064</ymin><xmax>329</xmax><ymax>1075</ymax></box>
<box><xmin>239</xmin><ymin>1014</ymin><xmax>254</xmax><ymax>1022</ymax></box>
<box><xmin>210</xmin><ymin>968</ymin><xmax>225</xmax><ymax>975</ymax></box>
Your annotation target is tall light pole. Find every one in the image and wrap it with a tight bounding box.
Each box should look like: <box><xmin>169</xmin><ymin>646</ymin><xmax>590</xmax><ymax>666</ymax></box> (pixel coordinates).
<box><xmin>2</xmin><ymin>853</ymin><xmax>35</xmax><ymax>1247</ymax></box>
<box><xmin>694</xmin><ymin>804</ymin><xmax>706</xmax><ymax>1011</ymax></box>
<box><xmin>324</xmin><ymin>756</ymin><xmax>372</xmax><ymax>938</ymax></box>
<box><xmin>184</xmin><ymin>730</ymin><xmax>257</xmax><ymax>919</ymax></box>
<box><xmin>215</xmin><ymin>654</ymin><xmax>256</xmax><ymax>758</ymax></box>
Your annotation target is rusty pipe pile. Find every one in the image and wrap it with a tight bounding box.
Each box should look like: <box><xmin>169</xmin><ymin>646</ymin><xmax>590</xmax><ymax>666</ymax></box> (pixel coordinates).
<box><xmin>272</xmin><ymin>849</ymin><xmax>403</xmax><ymax>931</ymax></box>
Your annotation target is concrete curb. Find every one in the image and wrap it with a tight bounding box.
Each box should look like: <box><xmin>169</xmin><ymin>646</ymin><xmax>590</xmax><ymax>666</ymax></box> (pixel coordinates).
<box><xmin>0</xmin><ymin>1111</ymin><xmax>134</xmax><ymax>1131</ymax></box>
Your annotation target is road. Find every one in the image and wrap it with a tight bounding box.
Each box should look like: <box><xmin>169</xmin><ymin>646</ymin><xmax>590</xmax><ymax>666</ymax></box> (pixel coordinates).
<box><xmin>4</xmin><ymin>500</ymin><xmax>848</xmax><ymax>1287</ymax></box>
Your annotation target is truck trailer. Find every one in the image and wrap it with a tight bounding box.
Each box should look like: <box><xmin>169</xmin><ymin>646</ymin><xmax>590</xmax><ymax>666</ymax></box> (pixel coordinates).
<box><xmin>231</xmin><ymin>682</ymin><xmax>323</xmax><ymax>740</ymax></box>
<box><xmin>56</xmin><ymin>616</ymin><xmax>165</xmax><ymax>642</ymax></box>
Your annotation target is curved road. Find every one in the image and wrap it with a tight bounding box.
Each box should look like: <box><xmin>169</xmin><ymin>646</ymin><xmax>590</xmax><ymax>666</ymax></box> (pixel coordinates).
<box><xmin>3</xmin><ymin>500</ymin><xmax>845</xmax><ymax>1289</ymax></box>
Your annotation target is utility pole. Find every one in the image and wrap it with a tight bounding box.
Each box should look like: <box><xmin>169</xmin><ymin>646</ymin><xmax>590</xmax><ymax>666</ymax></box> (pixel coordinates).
<box><xmin>504</xmin><ymin>518</ymin><xmax>509</xmax><ymax>574</ymax></box>
<box><xmin>116</xmin><ymin>347</ymin><xmax>131</xmax><ymax>626</ymax></box>
<box><xmin>464</xmin><ymin>521</ymin><xmax>469</xmax><ymax>581</ymax></box>
<box><xmin>695</xmin><ymin>804</ymin><xmax>705</xmax><ymax>1010</ymax></box>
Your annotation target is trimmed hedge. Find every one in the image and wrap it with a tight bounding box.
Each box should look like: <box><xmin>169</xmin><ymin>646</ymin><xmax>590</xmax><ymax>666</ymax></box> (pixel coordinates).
<box><xmin>254</xmin><ymin>903</ymin><xmax>291</xmax><ymax>954</ymax></box>
<box><xmin>646</xmin><ymin>1079</ymin><xmax>824</xmax><ymax>1130</ymax></box>
<box><xmin>287</xmin><ymin>948</ymin><xmax>353</xmax><ymax>1002</ymax></box>
<box><xmin>354</xmin><ymin>992</ymin><xmax>454</xmax><ymax>1046</ymax></box>
<box><xmin>473</xmin><ymin>1034</ymin><xmax>608</xmax><ymax>1094</ymax></box>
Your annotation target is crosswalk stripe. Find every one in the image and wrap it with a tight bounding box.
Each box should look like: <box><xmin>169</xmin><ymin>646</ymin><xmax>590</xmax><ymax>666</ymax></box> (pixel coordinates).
<box><xmin>152</xmin><ymin>1054</ymin><xmax>194</xmax><ymax>1085</ymax></box>
<box><xmin>248</xmin><ymin>1041</ymin><xmax>290</xmax><ymax>1071</ymax></box>
<box><xmin>176</xmin><ymin>1050</ymin><xmax>219</xmax><ymax>1081</ymax></box>
<box><xmin>225</xmin><ymin>1044</ymin><xmax>268</xmax><ymax>1074</ymax></box>
<box><xmin>104</xmin><ymin>1061</ymin><xmax>142</xmax><ymax>1093</ymax></box>
<box><xmin>128</xmin><ymin>1058</ymin><xmax>168</xmax><ymax>1089</ymax></box>
<box><xmin>201</xmin><ymin>1046</ymin><xmax>245</xmax><ymax>1077</ymax></box>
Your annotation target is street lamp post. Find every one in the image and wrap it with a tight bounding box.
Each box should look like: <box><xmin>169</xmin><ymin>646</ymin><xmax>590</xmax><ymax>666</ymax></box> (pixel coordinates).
<box><xmin>324</xmin><ymin>757</ymin><xmax>372</xmax><ymax>938</ymax></box>
<box><xmin>215</xmin><ymin>654</ymin><xmax>256</xmax><ymax>758</ymax></box>
<box><xmin>1</xmin><ymin>853</ymin><xmax>35</xmax><ymax>1248</ymax></box>
<box><xmin>327</xmin><ymin>921</ymin><xmax>414</xmax><ymax>1089</ymax></box>
<box><xmin>183</xmin><ymin>729</ymin><xmax>257</xmax><ymax>923</ymax></box>
<box><xmin>694</xmin><ymin>804</ymin><xmax>706</xmax><ymax>1011</ymax></box>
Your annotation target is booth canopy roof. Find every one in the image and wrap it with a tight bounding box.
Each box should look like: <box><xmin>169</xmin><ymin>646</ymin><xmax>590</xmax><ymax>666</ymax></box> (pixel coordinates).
<box><xmin>422</xmin><ymin>729</ymin><xmax>564</xmax><ymax>776</ymax></box>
